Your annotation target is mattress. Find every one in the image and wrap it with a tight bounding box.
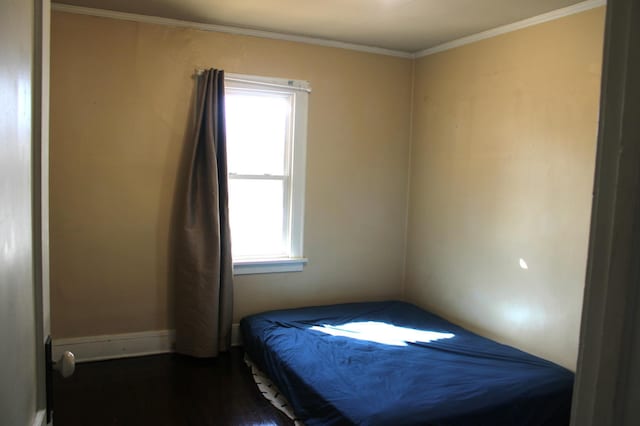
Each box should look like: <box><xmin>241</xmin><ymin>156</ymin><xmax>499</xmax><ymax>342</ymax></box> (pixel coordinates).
<box><xmin>240</xmin><ymin>301</ymin><xmax>574</xmax><ymax>426</ymax></box>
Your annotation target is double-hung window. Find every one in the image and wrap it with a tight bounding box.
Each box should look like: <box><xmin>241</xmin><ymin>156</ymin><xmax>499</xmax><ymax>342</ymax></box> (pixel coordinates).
<box><xmin>224</xmin><ymin>74</ymin><xmax>310</xmax><ymax>275</ymax></box>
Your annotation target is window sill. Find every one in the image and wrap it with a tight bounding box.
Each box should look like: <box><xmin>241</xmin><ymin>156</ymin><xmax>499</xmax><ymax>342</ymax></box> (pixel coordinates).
<box><xmin>233</xmin><ymin>257</ymin><xmax>308</xmax><ymax>275</ymax></box>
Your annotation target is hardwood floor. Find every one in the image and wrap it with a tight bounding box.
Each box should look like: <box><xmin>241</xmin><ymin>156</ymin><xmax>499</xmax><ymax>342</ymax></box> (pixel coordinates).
<box><xmin>52</xmin><ymin>348</ymin><xmax>294</xmax><ymax>426</ymax></box>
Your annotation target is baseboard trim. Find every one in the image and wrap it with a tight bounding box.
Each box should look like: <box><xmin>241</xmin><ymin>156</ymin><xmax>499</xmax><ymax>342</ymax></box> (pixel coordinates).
<box><xmin>53</xmin><ymin>325</ymin><xmax>242</xmax><ymax>363</ymax></box>
<box><xmin>33</xmin><ymin>409</ymin><xmax>47</xmax><ymax>426</ymax></box>
<box><xmin>52</xmin><ymin>330</ymin><xmax>176</xmax><ymax>363</ymax></box>
<box><xmin>231</xmin><ymin>323</ymin><xmax>243</xmax><ymax>347</ymax></box>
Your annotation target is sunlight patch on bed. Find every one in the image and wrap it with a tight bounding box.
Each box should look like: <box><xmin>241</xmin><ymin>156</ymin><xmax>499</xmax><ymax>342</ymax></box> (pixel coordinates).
<box><xmin>310</xmin><ymin>321</ymin><xmax>455</xmax><ymax>346</ymax></box>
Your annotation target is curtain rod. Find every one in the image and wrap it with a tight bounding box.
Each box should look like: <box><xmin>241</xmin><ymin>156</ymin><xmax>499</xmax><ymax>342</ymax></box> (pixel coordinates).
<box><xmin>194</xmin><ymin>69</ymin><xmax>312</xmax><ymax>93</ymax></box>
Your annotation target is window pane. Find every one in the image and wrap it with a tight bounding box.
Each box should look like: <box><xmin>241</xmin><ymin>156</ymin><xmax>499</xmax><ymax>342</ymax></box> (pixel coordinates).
<box><xmin>228</xmin><ymin>178</ymin><xmax>287</xmax><ymax>258</ymax></box>
<box><xmin>225</xmin><ymin>91</ymin><xmax>290</xmax><ymax>175</ymax></box>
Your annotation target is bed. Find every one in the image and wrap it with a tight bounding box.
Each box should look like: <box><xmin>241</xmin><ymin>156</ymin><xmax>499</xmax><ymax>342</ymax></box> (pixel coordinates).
<box><xmin>240</xmin><ymin>301</ymin><xmax>574</xmax><ymax>426</ymax></box>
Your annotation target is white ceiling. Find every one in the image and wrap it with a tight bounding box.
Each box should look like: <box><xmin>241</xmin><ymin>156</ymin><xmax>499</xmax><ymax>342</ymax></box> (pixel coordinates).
<box><xmin>57</xmin><ymin>0</ymin><xmax>591</xmax><ymax>52</ymax></box>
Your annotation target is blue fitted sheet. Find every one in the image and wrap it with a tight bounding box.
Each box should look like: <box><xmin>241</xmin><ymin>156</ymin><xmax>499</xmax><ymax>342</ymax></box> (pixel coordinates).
<box><xmin>240</xmin><ymin>301</ymin><xmax>574</xmax><ymax>426</ymax></box>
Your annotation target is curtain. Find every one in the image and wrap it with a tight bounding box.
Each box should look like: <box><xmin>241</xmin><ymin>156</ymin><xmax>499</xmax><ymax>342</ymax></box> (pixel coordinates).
<box><xmin>175</xmin><ymin>68</ymin><xmax>233</xmax><ymax>357</ymax></box>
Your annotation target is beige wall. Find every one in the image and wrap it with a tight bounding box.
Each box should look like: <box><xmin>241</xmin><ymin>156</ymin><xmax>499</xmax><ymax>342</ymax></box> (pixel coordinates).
<box><xmin>50</xmin><ymin>7</ymin><xmax>605</xmax><ymax>370</ymax></box>
<box><xmin>50</xmin><ymin>12</ymin><xmax>412</xmax><ymax>338</ymax></box>
<box><xmin>405</xmin><ymin>8</ymin><xmax>605</xmax><ymax>369</ymax></box>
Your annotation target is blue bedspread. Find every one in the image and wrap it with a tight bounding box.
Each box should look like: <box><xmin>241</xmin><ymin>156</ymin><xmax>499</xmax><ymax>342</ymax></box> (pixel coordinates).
<box><xmin>240</xmin><ymin>301</ymin><xmax>574</xmax><ymax>426</ymax></box>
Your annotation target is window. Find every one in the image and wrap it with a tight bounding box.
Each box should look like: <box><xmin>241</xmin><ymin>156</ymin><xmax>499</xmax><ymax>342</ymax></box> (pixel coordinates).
<box><xmin>225</xmin><ymin>74</ymin><xmax>310</xmax><ymax>275</ymax></box>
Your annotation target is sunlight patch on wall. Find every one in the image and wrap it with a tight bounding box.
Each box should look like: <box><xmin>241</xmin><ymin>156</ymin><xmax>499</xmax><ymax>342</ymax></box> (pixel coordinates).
<box><xmin>519</xmin><ymin>258</ymin><xmax>529</xmax><ymax>270</ymax></box>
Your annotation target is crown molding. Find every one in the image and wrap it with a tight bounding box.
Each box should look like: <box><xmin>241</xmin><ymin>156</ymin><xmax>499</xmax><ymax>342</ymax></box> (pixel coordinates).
<box><xmin>415</xmin><ymin>0</ymin><xmax>606</xmax><ymax>58</ymax></box>
<box><xmin>51</xmin><ymin>3</ymin><xmax>414</xmax><ymax>59</ymax></box>
<box><xmin>51</xmin><ymin>0</ymin><xmax>606</xmax><ymax>60</ymax></box>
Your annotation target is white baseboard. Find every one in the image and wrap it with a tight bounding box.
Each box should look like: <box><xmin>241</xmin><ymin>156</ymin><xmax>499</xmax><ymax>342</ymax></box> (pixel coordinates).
<box><xmin>33</xmin><ymin>409</ymin><xmax>47</xmax><ymax>426</ymax></box>
<box><xmin>52</xmin><ymin>330</ymin><xmax>176</xmax><ymax>363</ymax></box>
<box><xmin>53</xmin><ymin>325</ymin><xmax>242</xmax><ymax>363</ymax></box>
<box><xmin>231</xmin><ymin>323</ymin><xmax>242</xmax><ymax>347</ymax></box>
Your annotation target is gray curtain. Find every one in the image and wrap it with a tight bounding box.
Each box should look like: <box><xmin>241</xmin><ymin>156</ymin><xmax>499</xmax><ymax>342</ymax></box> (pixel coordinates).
<box><xmin>175</xmin><ymin>68</ymin><xmax>233</xmax><ymax>357</ymax></box>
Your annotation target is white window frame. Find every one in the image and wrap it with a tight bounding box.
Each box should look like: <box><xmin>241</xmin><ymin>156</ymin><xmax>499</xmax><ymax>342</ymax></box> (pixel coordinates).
<box><xmin>225</xmin><ymin>73</ymin><xmax>310</xmax><ymax>275</ymax></box>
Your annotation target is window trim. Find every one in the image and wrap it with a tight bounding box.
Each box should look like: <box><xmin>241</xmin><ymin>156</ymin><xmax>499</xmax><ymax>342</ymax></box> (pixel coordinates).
<box><xmin>233</xmin><ymin>257</ymin><xmax>309</xmax><ymax>275</ymax></box>
<box><xmin>225</xmin><ymin>73</ymin><xmax>310</xmax><ymax>275</ymax></box>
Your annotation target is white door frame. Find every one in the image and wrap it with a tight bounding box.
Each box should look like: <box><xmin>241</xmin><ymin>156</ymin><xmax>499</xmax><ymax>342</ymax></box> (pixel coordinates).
<box><xmin>33</xmin><ymin>0</ymin><xmax>51</xmax><ymax>424</ymax></box>
<box><xmin>0</xmin><ymin>0</ymin><xmax>50</xmax><ymax>424</ymax></box>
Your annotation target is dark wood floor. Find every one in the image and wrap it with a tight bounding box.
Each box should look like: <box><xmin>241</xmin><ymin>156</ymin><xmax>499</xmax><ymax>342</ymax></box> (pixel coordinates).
<box><xmin>53</xmin><ymin>348</ymin><xmax>294</xmax><ymax>426</ymax></box>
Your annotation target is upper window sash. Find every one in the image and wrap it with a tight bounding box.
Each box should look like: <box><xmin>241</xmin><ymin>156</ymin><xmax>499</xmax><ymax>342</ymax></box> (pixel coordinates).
<box><xmin>225</xmin><ymin>89</ymin><xmax>291</xmax><ymax>176</ymax></box>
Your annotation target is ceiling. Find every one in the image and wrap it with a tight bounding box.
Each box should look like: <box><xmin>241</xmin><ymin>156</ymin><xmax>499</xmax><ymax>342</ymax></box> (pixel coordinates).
<box><xmin>57</xmin><ymin>0</ymin><xmax>590</xmax><ymax>52</ymax></box>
